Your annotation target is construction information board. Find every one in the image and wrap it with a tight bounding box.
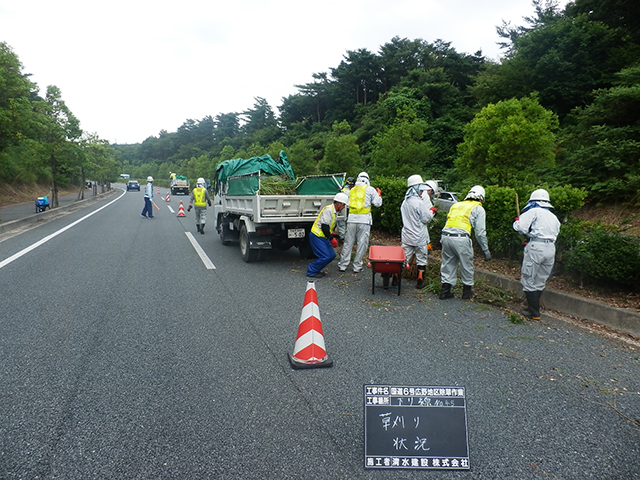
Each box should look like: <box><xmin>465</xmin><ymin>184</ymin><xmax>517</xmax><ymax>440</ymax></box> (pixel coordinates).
<box><xmin>364</xmin><ymin>385</ymin><xmax>470</xmax><ymax>470</ymax></box>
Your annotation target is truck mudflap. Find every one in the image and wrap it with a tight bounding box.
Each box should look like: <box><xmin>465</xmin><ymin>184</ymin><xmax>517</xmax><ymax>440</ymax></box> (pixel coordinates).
<box><xmin>247</xmin><ymin>232</ymin><xmax>272</xmax><ymax>249</ymax></box>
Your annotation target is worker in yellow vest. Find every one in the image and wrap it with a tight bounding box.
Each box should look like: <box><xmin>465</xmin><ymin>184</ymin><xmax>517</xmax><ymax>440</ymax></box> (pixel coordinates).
<box><xmin>337</xmin><ymin>172</ymin><xmax>382</xmax><ymax>273</ymax></box>
<box><xmin>307</xmin><ymin>192</ymin><xmax>348</xmax><ymax>279</ymax></box>
<box><xmin>439</xmin><ymin>185</ymin><xmax>491</xmax><ymax>300</ymax></box>
<box><xmin>188</xmin><ymin>177</ymin><xmax>212</xmax><ymax>234</ymax></box>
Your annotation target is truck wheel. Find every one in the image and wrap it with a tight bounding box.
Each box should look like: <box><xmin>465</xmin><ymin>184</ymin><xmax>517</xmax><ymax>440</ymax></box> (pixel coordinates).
<box><xmin>240</xmin><ymin>224</ymin><xmax>260</xmax><ymax>263</ymax></box>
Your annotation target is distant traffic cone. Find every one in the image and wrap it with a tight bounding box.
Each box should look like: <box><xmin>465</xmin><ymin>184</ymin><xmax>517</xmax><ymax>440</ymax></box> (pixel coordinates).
<box><xmin>177</xmin><ymin>201</ymin><xmax>186</xmax><ymax>217</ymax></box>
<box><xmin>157</xmin><ymin>187</ymin><xmax>160</xmax><ymax>194</ymax></box>
<box><xmin>289</xmin><ymin>281</ymin><xmax>333</xmax><ymax>369</ymax></box>
<box><xmin>165</xmin><ymin>192</ymin><xmax>170</xmax><ymax>202</ymax></box>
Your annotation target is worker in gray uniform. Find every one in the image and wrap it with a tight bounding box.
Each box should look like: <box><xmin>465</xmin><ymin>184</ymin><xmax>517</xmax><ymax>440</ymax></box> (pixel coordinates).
<box><xmin>513</xmin><ymin>189</ymin><xmax>561</xmax><ymax>319</ymax></box>
<box><xmin>337</xmin><ymin>172</ymin><xmax>382</xmax><ymax>273</ymax></box>
<box><xmin>401</xmin><ymin>175</ymin><xmax>436</xmax><ymax>289</ymax></box>
<box><xmin>439</xmin><ymin>185</ymin><xmax>491</xmax><ymax>300</ymax></box>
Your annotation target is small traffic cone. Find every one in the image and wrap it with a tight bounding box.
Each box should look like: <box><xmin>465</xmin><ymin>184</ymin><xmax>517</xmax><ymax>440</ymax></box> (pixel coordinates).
<box><xmin>165</xmin><ymin>192</ymin><xmax>170</xmax><ymax>202</ymax></box>
<box><xmin>177</xmin><ymin>201</ymin><xmax>186</xmax><ymax>217</ymax></box>
<box><xmin>157</xmin><ymin>187</ymin><xmax>160</xmax><ymax>194</ymax></box>
<box><xmin>289</xmin><ymin>281</ymin><xmax>333</xmax><ymax>369</ymax></box>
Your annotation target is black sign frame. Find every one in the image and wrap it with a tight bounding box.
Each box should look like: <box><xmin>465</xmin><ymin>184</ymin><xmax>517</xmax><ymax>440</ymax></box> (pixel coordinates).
<box><xmin>364</xmin><ymin>385</ymin><xmax>470</xmax><ymax>470</ymax></box>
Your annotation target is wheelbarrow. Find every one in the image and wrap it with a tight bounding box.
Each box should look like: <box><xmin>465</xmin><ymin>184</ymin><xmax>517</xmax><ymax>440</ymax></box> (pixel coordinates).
<box><xmin>369</xmin><ymin>245</ymin><xmax>406</xmax><ymax>295</ymax></box>
<box><xmin>35</xmin><ymin>196</ymin><xmax>50</xmax><ymax>213</ymax></box>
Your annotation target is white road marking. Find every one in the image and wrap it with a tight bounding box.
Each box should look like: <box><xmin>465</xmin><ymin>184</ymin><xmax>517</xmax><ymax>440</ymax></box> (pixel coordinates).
<box><xmin>0</xmin><ymin>190</ymin><xmax>126</xmax><ymax>270</ymax></box>
<box><xmin>185</xmin><ymin>232</ymin><xmax>216</xmax><ymax>270</ymax></box>
<box><xmin>167</xmin><ymin>206</ymin><xmax>175</xmax><ymax>213</ymax></box>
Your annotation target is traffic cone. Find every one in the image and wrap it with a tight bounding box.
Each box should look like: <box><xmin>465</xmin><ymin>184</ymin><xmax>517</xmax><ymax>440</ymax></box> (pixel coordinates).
<box><xmin>165</xmin><ymin>192</ymin><xmax>170</xmax><ymax>202</ymax></box>
<box><xmin>289</xmin><ymin>281</ymin><xmax>333</xmax><ymax>369</ymax></box>
<box><xmin>177</xmin><ymin>201</ymin><xmax>186</xmax><ymax>217</ymax></box>
<box><xmin>157</xmin><ymin>187</ymin><xmax>160</xmax><ymax>194</ymax></box>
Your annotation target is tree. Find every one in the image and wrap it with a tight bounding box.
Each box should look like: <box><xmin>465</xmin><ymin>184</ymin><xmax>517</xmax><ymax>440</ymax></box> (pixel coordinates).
<box><xmin>318</xmin><ymin>121</ymin><xmax>361</xmax><ymax>176</ymax></box>
<box><xmin>557</xmin><ymin>66</ymin><xmax>640</xmax><ymax>201</ymax></box>
<box><xmin>455</xmin><ymin>95</ymin><xmax>558</xmax><ymax>186</ymax></box>
<box><xmin>368</xmin><ymin>105</ymin><xmax>433</xmax><ymax>178</ymax></box>
<box><xmin>475</xmin><ymin>0</ymin><xmax>636</xmax><ymax>118</ymax></box>
<box><xmin>37</xmin><ymin>85</ymin><xmax>83</xmax><ymax>207</ymax></box>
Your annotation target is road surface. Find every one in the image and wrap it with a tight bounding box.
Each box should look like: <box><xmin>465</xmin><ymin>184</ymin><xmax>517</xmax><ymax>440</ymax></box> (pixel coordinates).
<box><xmin>0</xmin><ymin>186</ymin><xmax>638</xmax><ymax>479</ymax></box>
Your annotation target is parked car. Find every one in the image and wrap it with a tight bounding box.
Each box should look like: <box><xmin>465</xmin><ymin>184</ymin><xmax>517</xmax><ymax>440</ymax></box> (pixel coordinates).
<box><xmin>127</xmin><ymin>180</ymin><xmax>140</xmax><ymax>191</ymax></box>
<box><xmin>434</xmin><ymin>191</ymin><xmax>459</xmax><ymax>212</ymax></box>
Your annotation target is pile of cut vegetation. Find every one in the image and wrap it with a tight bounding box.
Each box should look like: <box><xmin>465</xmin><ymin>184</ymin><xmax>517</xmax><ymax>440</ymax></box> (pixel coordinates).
<box><xmin>258</xmin><ymin>175</ymin><xmax>297</xmax><ymax>195</ymax></box>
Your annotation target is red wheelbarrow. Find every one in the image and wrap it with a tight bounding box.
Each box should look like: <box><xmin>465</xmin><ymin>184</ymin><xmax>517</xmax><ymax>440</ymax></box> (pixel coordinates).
<box><xmin>369</xmin><ymin>245</ymin><xmax>406</xmax><ymax>295</ymax></box>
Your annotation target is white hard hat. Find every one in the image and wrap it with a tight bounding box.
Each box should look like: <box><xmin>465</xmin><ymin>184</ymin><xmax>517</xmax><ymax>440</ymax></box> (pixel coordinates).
<box><xmin>407</xmin><ymin>174</ymin><xmax>424</xmax><ymax>188</ymax></box>
<box><xmin>357</xmin><ymin>172</ymin><xmax>370</xmax><ymax>185</ymax></box>
<box><xmin>529</xmin><ymin>189</ymin><xmax>550</xmax><ymax>202</ymax></box>
<box><xmin>529</xmin><ymin>188</ymin><xmax>553</xmax><ymax>208</ymax></box>
<box><xmin>147</xmin><ymin>176</ymin><xmax>154</xmax><ymax>182</ymax></box>
<box><xmin>424</xmin><ymin>180</ymin><xmax>438</xmax><ymax>194</ymax></box>
<box><xmin>333</xmin><ymin>192</ymin><xmax>349</xmax><ymax>204</ymax></box>
<box><xmin>465</xmin><ymin>185</ymin><xmax>485</xmax><ymax>202</ymax></box>
<box><xmin>197</xmin><ymin>177</ymin><xmax>205</xmax><ymax>185</ymax></box>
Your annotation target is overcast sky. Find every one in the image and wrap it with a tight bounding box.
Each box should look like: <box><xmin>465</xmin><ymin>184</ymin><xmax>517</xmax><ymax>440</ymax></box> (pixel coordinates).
<box><xmin>1</xmin><ymin>0</ymin><xmax>570</xmax><ymax>145</ymax></box>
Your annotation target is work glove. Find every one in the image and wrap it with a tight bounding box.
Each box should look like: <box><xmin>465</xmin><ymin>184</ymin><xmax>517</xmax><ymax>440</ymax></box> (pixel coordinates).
<box><xmin>187</xmin><ymin>204</ymin><xmax>192</xmax><ymax>212</ymax></box>
<box><xmin>483</xmin><ymin>250</ymin><xmax>492</xmax><ymax>261</ymax></box>
<box><xmin>208</xmin><ymin>201</ymin><xmax>212</xmax><ymax>207</ymax></box>
<box><xmin>430</xmin><ymin>207</ymin><xmax>437</xmax><ymax>216</ymax></box>
<box><xmin>330</xmin><ymin>238</ymin><xmax>338</xmax><ymax>248</ymax></box>
<box><xmin>514</xmin><ymin>217</ymin><xmax>519</xmax><ymax>222</ymax></box>
<box><xmin>376</xmin><ymin>187</ymin><xmax>382</xmax><ymax>196</ymax></box>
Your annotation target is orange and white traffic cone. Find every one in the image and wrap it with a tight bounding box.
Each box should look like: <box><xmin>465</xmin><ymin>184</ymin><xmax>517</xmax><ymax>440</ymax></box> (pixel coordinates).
<box><xmin>177</xmin><ymin>201</ymin><xmax>186</xmax><ymax>217</ymax></box>
<box><xmin>289</xmin><ymin>281</ymin><xmax>333</xmax><ymax>369</ymax></box>
<box><xmin>157</xmin><ymin>187</ymin><xmax>160</xmax><ymax>194</ymax></box>
<box><xmin>165</xmin><ymin>192</ymin><xmax>170</xmax><ymax>202</ymax></box>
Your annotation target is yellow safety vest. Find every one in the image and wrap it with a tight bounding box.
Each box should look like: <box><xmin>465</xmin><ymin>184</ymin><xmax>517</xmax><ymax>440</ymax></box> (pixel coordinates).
<box><xmin>445</xmin><ymin>200</ymin><xmax>481</xmax><ymax>234</ymax></box>
<box><xmin>311</xmin><ymin>205</ymin><xmax>336</xmax><ymax>238</ymax></box>
<box><xmin>348</xmin><ymin>185</ymin><xmax>370</xmax><ymax>215</ymax></box>
<box><xmin>193</xmin><ymin>187</ymin><xmax>207</xmax><ymax>207</ymax></box>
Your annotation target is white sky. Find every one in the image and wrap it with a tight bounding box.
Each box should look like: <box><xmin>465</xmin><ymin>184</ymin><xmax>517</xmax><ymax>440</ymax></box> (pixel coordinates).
<box><xmin>0</xmin><ymin>0</ymin><xmax>570</xmax><ymax>145</ymax></box>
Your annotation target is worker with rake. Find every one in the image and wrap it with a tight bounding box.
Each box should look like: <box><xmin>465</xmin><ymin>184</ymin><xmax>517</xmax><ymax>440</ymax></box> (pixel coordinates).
<box><xmin>401</xmin><ymin>175</ymin><xmax>438</xmax><ymax>289</ymax></box>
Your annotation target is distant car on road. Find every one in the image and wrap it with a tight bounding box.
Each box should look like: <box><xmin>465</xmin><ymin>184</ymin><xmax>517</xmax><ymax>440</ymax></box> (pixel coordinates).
<box><xmin>434</xmin><ymin>191</ymin><xmax>459</xmax><ymax>212</ymax></box>
<box><xmin>127</xmin><ymin>180</ymin><xmax>140</xmax><ymax>191</ymax></box>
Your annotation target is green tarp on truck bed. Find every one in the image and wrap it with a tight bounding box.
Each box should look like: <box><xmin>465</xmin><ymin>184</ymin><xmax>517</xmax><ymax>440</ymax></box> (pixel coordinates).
<box><xmin>215</xmin><ymin>151</ymin><xmax>294</xmax><ymax>188</ymax></box>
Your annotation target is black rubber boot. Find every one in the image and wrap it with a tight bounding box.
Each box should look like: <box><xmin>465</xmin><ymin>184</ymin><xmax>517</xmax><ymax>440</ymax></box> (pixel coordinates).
<box><xmin>522</xmin><ymin>291</ymin><xmax>541</xmax><ymax>319</ymax></box>
<box><xmin>439</xmin><ymin>283</ymin><xmax>454</xmax><ymax>299</ymax></box>
<box><xmin>197</xmin><ymin>224</ymin><xmax>202</xmax><ymax>233</ymax></box>
<box><xmin>200</xmin><ymin>224</ymin><xmax>205</xmax><ymax>234</ymax></box>
<box><xmin>461</xmin><ymin>285</ymin><xmax>475</xmax><ymax>299</ymax></box>
<box><xmin>391</xmin><ymin>274</ymin><xmax>399</xmax><ymax>286</ymax></box>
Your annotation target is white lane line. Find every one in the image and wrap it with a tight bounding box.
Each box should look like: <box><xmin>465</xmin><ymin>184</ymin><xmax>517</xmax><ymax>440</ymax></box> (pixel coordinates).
<box><xmin>0</xmin><ymin>189</ymin><xmax>127</xmax><ymax>270</ymax></box>
<box><xmin>185</xmin><ymin>232</ymin><xmax>216</xmax><ymax>270</ymax></box>
<box><xmin>167</xmin><ymin>205</ymin><xmax>175</xmax><ymax>213</ymax></box>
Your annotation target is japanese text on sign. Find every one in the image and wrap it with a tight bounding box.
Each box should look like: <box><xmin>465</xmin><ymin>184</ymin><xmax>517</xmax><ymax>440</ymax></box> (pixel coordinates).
<box><xmin>364</xmin><ymin>384</ymin><xmax>470</xmax><ymax>470</ymax></box>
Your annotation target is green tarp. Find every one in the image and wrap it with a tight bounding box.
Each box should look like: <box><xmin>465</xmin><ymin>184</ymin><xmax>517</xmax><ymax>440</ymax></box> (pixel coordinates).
<box><xmin>216</xmin><ymin>150</ymin><xmax>345</xmax><ymax>196</ymax></box>
<box><xmin>215</xmin><ymin>151</ymin><xmax>294</xmax><ymax>190</ymax></box>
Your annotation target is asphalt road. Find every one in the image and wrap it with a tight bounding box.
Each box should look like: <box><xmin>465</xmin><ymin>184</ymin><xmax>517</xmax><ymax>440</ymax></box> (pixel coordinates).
<box><xmin>1</xmin><ymin>187</ymin><xmax>638</xmax><ymax>479</ymax></box>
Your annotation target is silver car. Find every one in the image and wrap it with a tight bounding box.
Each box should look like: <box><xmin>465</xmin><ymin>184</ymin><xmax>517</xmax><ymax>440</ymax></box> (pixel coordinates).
<box><xmin>434</xmin><ymin>191</ymin><xmax>459</xmax><ymax>212</ymax></box>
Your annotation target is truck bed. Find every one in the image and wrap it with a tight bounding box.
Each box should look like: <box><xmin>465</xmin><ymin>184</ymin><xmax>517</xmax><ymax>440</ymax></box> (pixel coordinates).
<box><xmin>221</xmin><ymin>194</ymin><xmax>337</xmax><ymax>223</ymax></box>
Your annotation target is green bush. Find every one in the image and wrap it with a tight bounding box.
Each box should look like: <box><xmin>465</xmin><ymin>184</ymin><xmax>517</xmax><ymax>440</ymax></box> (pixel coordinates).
<box><xmin>563</xmin><ymin>223</ymin><xmax>640</xmax><ymax>289</ymax></box>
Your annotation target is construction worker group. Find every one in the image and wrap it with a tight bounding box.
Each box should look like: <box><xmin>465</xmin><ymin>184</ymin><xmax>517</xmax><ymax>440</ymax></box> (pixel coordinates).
<box><xmin>307</xmin><ymin>172</ymin><xmax>560</xmax><ymax>321</ymax></box>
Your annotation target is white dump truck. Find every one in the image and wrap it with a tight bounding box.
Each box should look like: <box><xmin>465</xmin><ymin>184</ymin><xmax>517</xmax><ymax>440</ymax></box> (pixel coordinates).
<box><xmin>213</xmin><ymin>152</ymin><xmax>345</xmax><ymax>262</ymax></box>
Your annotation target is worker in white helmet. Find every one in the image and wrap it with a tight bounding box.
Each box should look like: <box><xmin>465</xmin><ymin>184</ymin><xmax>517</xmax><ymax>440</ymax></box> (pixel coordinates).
<box><xmin>401</xmin><ymin>175</ymin><xmax>437</xmax><ymax>289</ymax></box>
<box><xmin>188</xmin><ymin>177</ymin><xmax>212</xmax><ymax>234</ymax></box>
<box><xmin>439</xmin><ymin>185</ymin><xmax>491</xmax><ymax>300</ymax></box>
<box><xmin>337</xmin><ymin>172</ymin><xmax>382</xmax><ymax>273</ymax></box>
<box><xmin>513</xmin><ymin>188</ymin><xmax>561</xmax><ymax>320</ymax></box>
<box><xmin>307</xmin><ymin>192</ymin><xmax>348</xmax><ymax>279</ymax></box>
<box><xmin>141</xmin><ymin>176</ymin><xmax>154</xmax><ymax>219</ymax></box>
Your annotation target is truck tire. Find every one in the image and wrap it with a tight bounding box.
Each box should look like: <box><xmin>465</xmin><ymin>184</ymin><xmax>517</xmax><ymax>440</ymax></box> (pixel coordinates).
<box><xmin>240</xmin><ymin>224</ymin><xmax>260</xmax><ymax>263</ymax></box>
